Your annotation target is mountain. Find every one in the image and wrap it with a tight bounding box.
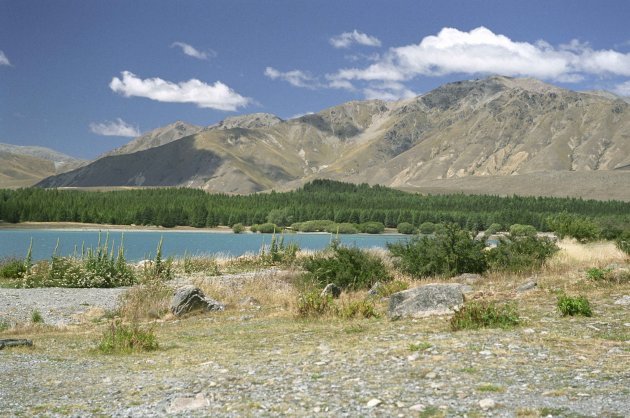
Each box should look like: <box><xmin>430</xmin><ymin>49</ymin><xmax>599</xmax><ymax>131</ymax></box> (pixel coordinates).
<box><xmin>0</xmin><ymin>143</ymin><xmax>84</xmax><ymax>188</ymax></box>
<box><xmin>37</xmin><ymin>76</ymin><xmax>630</xmax><ymax>200</ymax></box>
<box><xmin>99</xmin><ymin>121</ymin><xmax>202</xmax><ymax>158</ymax></box>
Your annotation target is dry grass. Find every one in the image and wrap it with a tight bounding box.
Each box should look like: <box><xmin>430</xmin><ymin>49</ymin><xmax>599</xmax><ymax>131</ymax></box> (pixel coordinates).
<box><xmin>118</xmin><ymin>280</ymin><xmax>172</xmax><ymax>321</ymax></box>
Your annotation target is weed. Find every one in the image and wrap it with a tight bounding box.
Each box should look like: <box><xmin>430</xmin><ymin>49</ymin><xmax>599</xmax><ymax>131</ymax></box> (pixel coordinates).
<box><xmin>450</xmin><ymin>301</ymin><xmax>520</xmax><ymax>331</ymax></box>
<box><xmin>31</xmin><ymin>310</ymin><xmax>44</xmax><ymax>324</ymax></box>
<box><xmin>0</xmin><ymin>257</ymin><xmax>27</xmax><ymax>279</ymax></box>
<box><xmin>98</xmin><ymin>320</ymin><xmax>158</xmax><ymax>354</ymax></box>
<box><xmin>119</xmin><ymin>280</ymin><xmax>172</xmax><ymax>321</ymax></box>
<box><xmin>476</xmin><ymin>383</ymin><xmax>504</xmax><ymax>392</ymax></box>
<box><xmin>0</xmin><ymin>318</ymin><xmax>10</xmax><ymax>332</ymax></box>
<box><xmin>372</xmin><ymin>280</ymin><xmax>408</xmax><ymax>298</ymax></box>
<box><xmin>296</xmin><ymin>290</ymin><xmax>335</xmax><ymax>318</ymax></box>
<box><xmin>338</xmin><ymin>299</ymin><xmax>380</xmax><ymax>319</ymax></box>
<box><xmin>181</xmin><ymin>253</ymin><xmax>220</xmax><ymax>275</ymax></box>
<box><xmin>557</xmin><ymin>294</ymin><xmax>592</xmax><ymax>317</ymax></box>
<box><xmin>409</xmin><ymin>342</ymin><xmax>432</xmax><ymax>352</ymax></box>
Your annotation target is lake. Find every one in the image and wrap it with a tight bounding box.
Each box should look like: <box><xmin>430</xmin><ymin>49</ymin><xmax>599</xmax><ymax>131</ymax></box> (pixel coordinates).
<box><xmin>0</xmin><ymin>229</ymin><xmax>410</xmax><ymax>261</ymax></box>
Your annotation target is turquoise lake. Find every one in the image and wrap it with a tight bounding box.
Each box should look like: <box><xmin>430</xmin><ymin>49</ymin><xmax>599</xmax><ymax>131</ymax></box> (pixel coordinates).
<box><xmin>0</xmin><ymin>229</ymin><xmax>410</xmax><ymax>261</ymax></box>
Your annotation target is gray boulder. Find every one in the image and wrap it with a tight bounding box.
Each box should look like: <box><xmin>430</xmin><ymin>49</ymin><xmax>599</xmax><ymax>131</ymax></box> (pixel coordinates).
<box><xmin>517</xmin><ymin>280</ymin><xmax>537</xmax><ymax>293</ymax></box>
<box><xmin>320</xmin><ymin>283</ymin><xmax>341</xmax><ymax>299</ymax></box>
<box><xmin>367</xmin><ymin>282</ymin><xmax>383</xmax><ymax>297</ymax></box>
<box><xmin>388</xmin><ymin>283</ymin><xmax>467</xmax><ymax>319</ymax></box>
<box><xmin>171</xmin><ymin>286</ymin><xmax>224</xmax><ymax>316</ymax></box>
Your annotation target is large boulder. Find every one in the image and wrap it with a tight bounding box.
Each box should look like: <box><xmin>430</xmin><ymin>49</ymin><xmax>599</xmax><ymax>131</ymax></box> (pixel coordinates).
<box><xmin>170</xmin><ymin>286</ymin><xmax>224</xmax><ymax>316</ymax></box>
<box><xmin>388</xmin><ymin>283</ymin><xmax>468</xmax><ymax>319</ymax></box>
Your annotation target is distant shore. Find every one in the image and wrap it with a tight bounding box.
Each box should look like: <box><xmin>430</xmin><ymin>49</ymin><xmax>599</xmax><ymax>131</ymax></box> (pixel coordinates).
<box><xmin>0</xmin><ymin>221</ymin><xmax>234</xmax><ymax>233</ymax></box>
<box><xmin>0</xmin><ymin>221</ymin><xmax>401</xmax><ymax>235</ymax></box>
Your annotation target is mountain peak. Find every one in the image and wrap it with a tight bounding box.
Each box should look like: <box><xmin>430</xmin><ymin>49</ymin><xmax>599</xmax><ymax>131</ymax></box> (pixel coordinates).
<box><xmin>213</xmin><ymin>113</ymin><xmax>283</xmax><ymax>130</ymax></box>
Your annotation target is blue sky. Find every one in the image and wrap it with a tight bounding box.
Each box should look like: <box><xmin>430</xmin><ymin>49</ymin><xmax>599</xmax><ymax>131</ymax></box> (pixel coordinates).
<box><xmin>1</xmin><ymin>0</ymin><xmax>630</xmax><ymax>159</ymax></box>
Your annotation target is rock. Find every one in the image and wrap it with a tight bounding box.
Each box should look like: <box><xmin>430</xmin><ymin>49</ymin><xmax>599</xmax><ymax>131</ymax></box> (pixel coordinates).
<box><xmin>614</xmin><ymin>295</ymin><xmax>630</xmax><ymax>306</ymax></box>
<box><xmin>170</xmin><ymin>286</ymin><xmax>224</xmax><ymax>316</ymax></box>
<box><xmin>367</xmin><ymin>282</ymin><xmax>383</xmax><ymax>297</ymax></box>
<box><xmin>366</xmin><ymin>398</ymin><xmax>382</xmax><ymax>408</ymax></box>
<box><xmin>517</xmin><ymin>280</ymin><xmax>537</xmax><ymax>293</ymax></box>
<box><xmin>479</xmin><ymin>398</ymin><xmax>496</xmax><ymax>410</ymax></box>
<box><xmin>388</xmin><ymin>283</ymin><xmax>466</xmax><ymax>319</ymax></box>
<box><xmin>320</xmin><ymin>283</ymin><xmax>341</xmax><ymax>299</ymax></box>
<box><xmin>409</xmin><ymin>404</ymin><xmax>426</xmax><ymax>412</ymax></box>
<box><xmin>452</xmin><ymin>273</ymin><xmax>482</xmax><ymax>285</ymax></box>
<box><xmin>0</xmin><ymin>339</ymin><xmax>33</xmax><ymax>349</ymax></box>
<box><xmin>167</xmin><ymin>393</ymin><xmax>209</xmax><ymax>413</ymax></box>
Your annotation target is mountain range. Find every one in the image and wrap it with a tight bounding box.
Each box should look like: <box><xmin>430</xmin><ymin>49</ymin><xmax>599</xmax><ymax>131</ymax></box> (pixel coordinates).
<box><xmin>5</xmin><ymin>76</ymin><xmax>630</xmax><ymax>200</ymax></box>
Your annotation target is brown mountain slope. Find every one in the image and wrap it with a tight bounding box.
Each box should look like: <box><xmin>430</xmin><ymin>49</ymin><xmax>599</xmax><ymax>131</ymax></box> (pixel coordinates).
<box><xmin>37</xmin><ymin>76</ymin><xmax>630</xmax><ymax>199</ymax></box>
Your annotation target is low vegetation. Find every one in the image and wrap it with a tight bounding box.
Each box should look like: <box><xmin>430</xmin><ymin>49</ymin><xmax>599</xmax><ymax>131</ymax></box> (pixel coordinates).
<box><xmin>557</xmin><ymin>294</ymin><xmax>593</xmax><ymax>317</ymax></box>
<box><xmin>450</xmin><ymin>301</ymin><xmax>520</xmax><ymax>331</ymax></box>
<box><xmin>97</xmin><ymin>320</ymin><xmax>158</xmax><ymax>354</ymax></box>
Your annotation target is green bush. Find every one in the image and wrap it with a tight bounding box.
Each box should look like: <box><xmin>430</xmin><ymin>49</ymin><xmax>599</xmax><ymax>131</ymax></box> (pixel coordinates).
<box><xmin>509</xmin><ymin>224</ymin><xmax>537</xmax><ymax>237</ymax></box>
<box><xmin>260</xmin><ymin>234</ymin><xmax>299</xmax><ymax>266</ymax></box>
<box><xmin>418</xmin><ymin>222</ymin><xmax>436</xmax><ymax>235</ymax></box>
<box><xmin>339</xmin><ymin>299</ymin><xmax>380</xmax><ymax>319</ymax></box>
<box><xmin>324</xmin><ymin>223</ymin><xmax>359</xmax><ymax>234</ymax></box>
<box><xmin>586</xmin><ymin>267</ymin><xmax>611</xmax><ymax>281</ymax></box>
<box><xmin>301</xmin><ymin>242</ymin><xmax>391</xmax><ymax>291</ymax></box>
<box><xmin>616</xmin><ymin>231</ymin><xmax>630</xmax><ymax>257</ymax></box>
<box><xmin>98</xmin><ymin>320</ymin><xmax>159</xmax><ymax>354</ymax></box>
<box><xmin>31</xmin><ymin>310</ymin><xmax>44</xmax><ymax>324</ymax></box>
<box><xmin>294</xmin><ymin>220</ymin><xmax>335</xmax><ymax>232</ymax></box>
<box><xmin>296</xmin><ymin>290</ymin><xmax>335</xmax><ymax>318</ymax></box>
<box><xmin>252</xmin><ymin>222</ymin><xmax>279</xmax><ymax>233</ymax></box>
<box><xmin>547</xmin><ymin>212</ymin><xmax>600</xmax><ymax>242</ymax></box>
<box><xmin>358</xmin><ymin>222</ymin><xmax>385</xmax><ymax>234</ymax></box>
<box><xmin>232</xmin><ymin>223</ymin><xmax>245</xmax><ymax>234</ymax></box>
<box><xmin>397</xmin><ymin>222</ymin><xmax>416</xmax><ymax>234</ymax></box>
<box><xmin>450</xmin><ymin>301</ymin><xmax>520</xmax><ymax>331</ymax></box>
<box><xmin>486</xmin><ymin>235</ymin><xmax>559</xmax><ymax>273</ymax></box>
<box><xmin>557</xmin><ymin>294</ymin><xmax>592</xmax><ymax>317</ymax></box>
<box><xmin>485</xmin><ymin>223</ymin><xmax>502</xmax><ymax>236</ymax></box>
<box><xmin>0</xmin><ymin>257</ymin><xmax>28</xmax><ymax>279</ymax></box>
<box><xmin>371</xmin><ymin>280</ymin><xmax>409</xmax><ymax>298</ymax></box>
<box><xmin>388</xmin><ymin>223</ymin><xmax>487</xmax><ymax>278</ymax></box>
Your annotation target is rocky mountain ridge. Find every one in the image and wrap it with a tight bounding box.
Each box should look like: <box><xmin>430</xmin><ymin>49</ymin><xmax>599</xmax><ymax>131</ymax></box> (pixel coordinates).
<box><xmin>26</xmin><ymin>76</ymin><xmax>630</xmax><ymax>199</ymax></box>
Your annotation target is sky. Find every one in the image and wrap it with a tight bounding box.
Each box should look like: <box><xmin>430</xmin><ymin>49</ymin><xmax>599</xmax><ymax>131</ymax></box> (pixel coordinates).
<box><xmin>1</xmin><ymin>0</ymin><xmax>630</xmax><ymax>159</ymax></box>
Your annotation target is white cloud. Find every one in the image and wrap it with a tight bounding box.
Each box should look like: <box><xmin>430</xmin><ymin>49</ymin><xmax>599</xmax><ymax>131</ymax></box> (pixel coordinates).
<box><xmin>613</xmin><ymin>81</ymin><xmax>630</xmax><ymax>96</ymax></box>
<box><xmin>0</xmin><ymin>50</ymin><xmax>11</xmax><ymax>66</ymax></box>
<box><xmin>109</xmin><ymin>71</ymin><xmax>251</xmax><ymax>111</ymax></box>
<box><xmin>171</xmin><ymin>42</ymin><xmax>216</xmax><ymax>60</ymax></box>
<box><xmin>264</xmin><ymin>67</ymin><xmax>319</xmax><ymax>89</ymax></box>
<box><xmin>362</xmin><ymin>82</ymin><xmax>416</xmax><ymax>101</ymax></box>
<box><xmin>330</xmin><ymin>30</ymin><xmax>382</xmax><ymax>49</ymax></box>
<box><xmin>89</xmin><ymin>118</ymin><xmax>140</xmax><ymax>137</ymax></box>
<box><xmin>329</xmin><ymin>26</ymin><xmax>630</xmax><ymax>84</ymax></box>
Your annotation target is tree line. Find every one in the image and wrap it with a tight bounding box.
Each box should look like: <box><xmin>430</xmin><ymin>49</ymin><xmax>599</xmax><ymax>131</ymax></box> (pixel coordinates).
<box><xmin>0</xmin><ymin>180</ymin><xmax>628</xmax><ymax>235</ymax></box>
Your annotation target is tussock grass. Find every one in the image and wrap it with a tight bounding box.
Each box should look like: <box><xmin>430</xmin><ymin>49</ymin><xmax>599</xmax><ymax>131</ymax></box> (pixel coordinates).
<box><xmin>97</xmin><ymin>320</ymin><xmax>158</xmax><ymax>354</ymax></box>
<box><xmin>118</xmin><ymin>280</ymin><xmax>172</xmax><ymax>321</ymax></box>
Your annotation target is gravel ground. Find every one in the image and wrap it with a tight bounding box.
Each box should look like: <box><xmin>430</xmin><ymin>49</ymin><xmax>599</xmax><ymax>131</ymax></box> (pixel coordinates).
<box><xmin>0</xmin><ymin>287</ymin><xmax>127</xmax><ymax>326</ymax></box>
<box><xmin>1</xmin><ymin>270</ymin><xmax>629</xmax><ymax>417</ymax></box>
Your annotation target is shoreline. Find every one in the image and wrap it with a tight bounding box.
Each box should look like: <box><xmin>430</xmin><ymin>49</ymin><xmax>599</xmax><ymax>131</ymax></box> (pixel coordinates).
<box><xmin>0</xmin><ymin>221</ymin><xmax>403</xmax><ymax>235</ymax></box>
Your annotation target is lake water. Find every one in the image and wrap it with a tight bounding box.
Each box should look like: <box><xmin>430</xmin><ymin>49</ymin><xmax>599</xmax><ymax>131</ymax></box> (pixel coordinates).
<box><xmin>0</xmin><ymin>229</ymin><xmax>410</xmax><ymax>261</ymax></box>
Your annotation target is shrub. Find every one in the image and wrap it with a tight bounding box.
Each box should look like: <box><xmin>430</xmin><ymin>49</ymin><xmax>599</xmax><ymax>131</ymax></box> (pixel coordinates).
<box><xmin>98</xmin><ymin>320</ymin><xmax>158</xmax><ymax>354</ymax></box>
<box><xmin>0</xmin><ymin>257</ymin><xmax>28</xmax><ymax>279</ymax></box>
<box><xmin>509</xmin><ymin>224</ymin><xmax>537</xmax><ymax>237</ymax></box>
<box><xmin>31</xmin><ymin>310</ymin><xmax>44</xmax><ymax>324</ymax></box>
<box><xmin>182</xmin><ymin>253</ymin><xmax>220</xmax><ymax>275</ymax></box>
<box><xmin>388</xmin><ymin>223</ymin><xmax>487</xmax><ymax>278</ymax></box>
<box><xmin>295</xmin><ymin>220</ymin><xmax>335</xmax><ymax>232</ymax></box>
<box><xmin>450</xmin><ymin>301</ymin><xmax>520</xmax><ymax>331</ymax></box>
<box><xmin>586</xmin><ymin>267</ymin><xmax>611</xmax><ymax>281</ymax></box>
<box><xmin>616</xmin><ymin>231</ymin><xmax>630</xmax><ymax>257</ymax></box>
<box><xmin>409</xmin><ymin>342</ymin><xmax>432</xmax><ymax>352</ymax></box>
<box><xmin>140</xmin><ymin>237</ymin><xmax>173</xmax><ymax>282</ymax></box>
<box><xmin>547</xmin><ymin>212</ymin><xmax>599</xmax><ymax>242</ymax></box>
<box><xmin>358</xmin><ymin>222</ymin><xmax>385</xmax><ymax>234</ymax></box>
<box><xmin>296</xmin><ymin>290</ymin><xmax>335</xmax><ymax>318</ymax></box>
<box><xmin>232</xmin><ymin>223</ymin><xmax>245</xmax><ymax>234</ymax></box>
<box><xmin>486</xmin><ymin>235</ymin><xmax>559</xmax><ymax>273</ymax></box>
<box><xmin>119</xmin><ymin>281</ymin><xmax>172</xmax><ymax>321</ymax></box>
<box><xmin>397</xmin><ymin>222</ymin><xmax>416</xmax><ymax>234</ymax></box>
<box><xmin>338</xmin><ymin>299</ymin><xmax>380</xmax><ymax>319</ymax></box>
<box><xmin>324</xmin><ymin>223</ymin><xmax>359</xmax><ymax>234</ymax></box>
<box><xmin>0</xmin><ymin>319</ymin><xmax>9</xmax><ymax>332</ymax></box>
<box><xmin>485</xmin><ymin>223</ymin><xmax>502</xmax><ymax>236</ymax></box>
<box><xmin>371</xmin><ymin>280</ymin><xmax>408</xmax><ymax>298</ymax></box>
<box><xmin>557</xmin><ymin>294</ymin><xmax>592</xmax><ymax>317</ymax></box>
<box><xmin>418</xmin><ymin>222</ymin><xmax>436</xmax><ymax>235</ymax></box>
<box><xmin>252</xmin><ymin>222</ymin><xmax>279</xmax><ymax>233</ymax></box>
<box><xmin>260</xmin><ymin>234</ymin><xmax>300</xmax><ymax>266</ymax></box>
<box><xmin>301</xmin><ymin>243</ymin><xmax>391</xmax><ymax>290</ymax></box>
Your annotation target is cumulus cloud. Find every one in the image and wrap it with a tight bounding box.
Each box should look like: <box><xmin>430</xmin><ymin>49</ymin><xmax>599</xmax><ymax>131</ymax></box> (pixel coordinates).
<box><xmin>264</xmin><ymin>67</ymin><xmax>319</xmax><ymax>89</ymax></box>
<box><xmin>330</xmin><ymin>30</ymin><xmax>382</xmax><ymax>49</ymax></box>
<box><xmin>171</xmin><ymin>42</ymin><xmax>216</xmax><ymax>60</ymax></box>
<box><xmin>613</xmin><ymin>81</ymin><xmax>630</xmax><ymax>96</ymax></box>
<box><xmin>89</xmin><ymin>118</ymin><xmax>140</xmax><ymax>137</ymax></box>
<box><xmin>109</xmin><ymin>71</ymin><xmax>251</xmax><ymax>111</ymax></box>
<box><xmin>329</xmin><ymin>26</ymin><xmax>630</xmax><ymax>84</ymax></box>
<box><xmin>0</xmin><ymin>50</ymin><xmax>11</xmax><ymax>66</ymax></box>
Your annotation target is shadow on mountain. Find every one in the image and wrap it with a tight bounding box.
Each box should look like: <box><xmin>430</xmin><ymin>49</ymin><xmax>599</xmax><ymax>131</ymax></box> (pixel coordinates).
<box><xmin>36</xmin><ymin>138</ymin><xmax>223</xmax><ymax>188</ymax></box>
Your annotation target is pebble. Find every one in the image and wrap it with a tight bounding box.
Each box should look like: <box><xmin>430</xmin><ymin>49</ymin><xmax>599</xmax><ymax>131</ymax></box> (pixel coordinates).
<box><xmin>479</xmin><ymin>398</ymin><xmax>496</xmax><ymax>410</ymax></box>
<box><xmin>366</xmin><ymin>399</ymin><xmax>382</xmax><ymax>408</ymax></box>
